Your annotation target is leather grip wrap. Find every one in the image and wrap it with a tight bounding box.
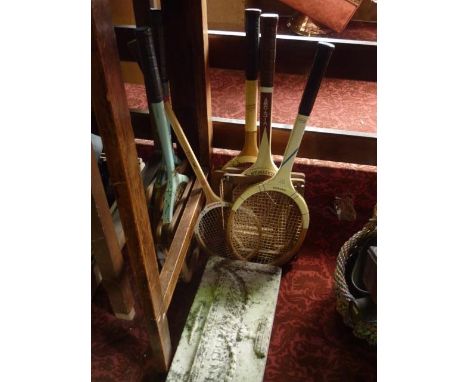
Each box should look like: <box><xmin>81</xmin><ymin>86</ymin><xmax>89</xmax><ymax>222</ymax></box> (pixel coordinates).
<box><xmin>245</xmin><ymin>8</ymin><xmax>261</xmax><ymax>81</ymax></box>
<box><xmin>150</xmin><ymin>9</ymin><xmax>169</xmax><ymax>99</ymax></box>
<box><xmin>259</xmin><ymin>14</ymin><xmax>278</xmax><ymax>88</ymax></box>
<box><xmin>135</xmin><ymin>26</ymin><xmax>164</xmax><ymax>104</ymax></box>
<box><xmin>298</xmin><ymin>42</ymin><xmax>334</xmax><ymax>116</ymax></box>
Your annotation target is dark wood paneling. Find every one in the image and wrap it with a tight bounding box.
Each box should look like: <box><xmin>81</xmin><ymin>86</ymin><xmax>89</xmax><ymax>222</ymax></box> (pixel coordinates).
<box><xmin>114</xmin><ymin>24</ymin><xmax>136</xmax><ymax>62</ymax></box>
<box><xmin>115</xmin><ymin>26</ymin><xmax>376</xmax><ymax>81</ymax></box>
<box><xmin>209</xmin><ymin>32</ymin><xmax>377</xmax><ymax>80</ymax></box>
<box><xmin>212</xmin><ymin>118</ymin><xmax>377</xmax><ymax>166</ymax></box>
<box><xmin>130</xmin><ymin>108</ymin><xmax>154</xmax><ymax>139</ymax></box>
<box><xmin>160</xmin><ymin>0</ymin><xmax>213</xmax><ymax>167</ymax></box>
<box><xmin>131</xmin><ymin>0</ymin><xmax>151</xmax><ymax>26</ymax></box>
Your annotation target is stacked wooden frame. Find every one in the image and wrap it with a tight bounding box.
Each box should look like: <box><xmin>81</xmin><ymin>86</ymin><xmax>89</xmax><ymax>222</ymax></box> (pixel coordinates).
<box><xmin>92</xmin><ymin>0</ymin><xmax>211</xmax><ymax>372</ymax></box>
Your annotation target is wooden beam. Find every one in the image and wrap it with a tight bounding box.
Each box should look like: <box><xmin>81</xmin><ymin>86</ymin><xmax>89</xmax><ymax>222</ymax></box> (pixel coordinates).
<box><xmin>114</xmin><ymin>26</ymin><xmax>376</xmax><ymax>81</ymax></box>
<box><xmin>128</xmin><ymin>110</ymin><xmax>376</xmax><ymax>165</ymax></box>
<box><xmin>160</xmin><ymin>178</ymin><xmax>204</xmax><ymax>310</ymax></box>
<box><xmin>114</xmin><ymin>24</ymin><xmax>136</xmax><ymax>62</ymax></box>
<box><xmin>91</xmin><ymin>148</ymin><xmax>135</xmax><ymax>320</ymax></box>
<box><xmin>160</xmin><ymin>0</ymin><xmax>212</xmax><ymax>166</ymax></box>
<box><xmin>131</xmin><ymin>0</ymin><xmax>151</xmax><ymax>26</ymax></box>
<box><xmin>212</xmin><ymin>117</ymin><xmax>377</xmax><ymax>166</ymax></box>
<box><xmin>209</xmin><ymin>31</ymin><xmax>376</xmax><ymax>80</ymax></box>
<box><xmin>91</xmin><ymin>0</ymin><xmax>171</xmax><ymax>371</ymax></box>
<box><xmin>130</xmin><ymin>108</ymin><xmax>159</xmax><ymax>143</ymax></box>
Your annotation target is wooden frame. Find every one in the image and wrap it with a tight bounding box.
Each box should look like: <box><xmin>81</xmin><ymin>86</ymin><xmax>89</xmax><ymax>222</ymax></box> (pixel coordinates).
<box><xmin>114</xmin><ymin>26</ymin><xmax>376</xmax><ymax>81</ymax></box>
<box><xmin>208</xmin><ymin>30</ymin><xmax>376</xmax><ymax>81</ymax></box>
<box><xmin>91</xmin><ymin>148</ymin><xmax>135</xmax><ymax>319</ymax></box>
<box><xmin>161</xmin><ymin>0</ymin><xmax>213</xmax><ymax>167</ymax></box>
<box><xmin>91</xmin><ymin>0</ymin><xmax>210</xmax><ymax>372</ymax></box>
<box><xmin>128</xmin><ymin>110</ymin><xmax>376</xmax><ymax>165</ymax></box>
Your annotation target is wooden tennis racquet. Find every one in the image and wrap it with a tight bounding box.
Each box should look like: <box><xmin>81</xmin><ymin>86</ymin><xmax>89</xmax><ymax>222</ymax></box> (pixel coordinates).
<box><xmin>164</xmin><ymin>104</ymin><xmax>261</xmax><ymax>259</ymax></box>
<box><xmin>222</xmin><ymin>8</ymin><xmax>261</xmax><ymax>170</ymax></box>
<box><xmin>222</xmin><ymin>171</ymin><xmax>305</xmax><ymax>203</ymax></box>
<box><xmin>135</xmin><ymin>27</ymin><xmax>189</xmax><ymax>225</ymax></box>
<box><xmin>241</xmin><ymin>13</ymin><xmax>279</xmax><ymax>178</ymax></box>
<box><xmin>213</xmin><ymin>14</ymin><xmax>305</xmax><ymax>199</ymax></box>
<box><xmin>228</xmin><ymin>13</ymin><xmax>305</xmax><ymax>201</ymax></box>
<box><xmin>227</xmin><ymin>42</ymin><xmax>335</xmax><ymax>265</ymax></box>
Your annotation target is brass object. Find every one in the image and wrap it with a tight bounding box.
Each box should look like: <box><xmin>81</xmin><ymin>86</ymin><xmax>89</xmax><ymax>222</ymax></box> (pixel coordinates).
<box><xmin>353</xmin><ymin>0</ymin><xmax>377</xmax><ymax>22</ymax></box>
<box><xmin>288</xmin><ymin>13</ymin><xmax>330</xmax><ymax>36</ymax></box>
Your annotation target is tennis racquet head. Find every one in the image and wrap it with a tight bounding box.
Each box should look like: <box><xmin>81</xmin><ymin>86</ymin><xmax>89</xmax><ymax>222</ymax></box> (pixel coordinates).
<box><xmin>164</xmin><ymin>103</ymin><xmax>261</xmax><ymax>259</ymax></box>
<box><xmin>227</xmin><ymin>42</ymin><xmax>335</xmax><ymax>265</ymax></box>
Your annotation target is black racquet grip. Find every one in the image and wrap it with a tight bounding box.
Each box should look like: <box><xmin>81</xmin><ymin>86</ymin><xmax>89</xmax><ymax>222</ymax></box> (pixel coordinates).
<box><xmin>127</xmin><ymin>38</ymin><xmax>141</xmax><ymax>69</ymax></box>
<box><xmin>135</xmin><ymin>26</ymin><xmax>164</xmax><ymax>104</ymax></box>
<box><xmin>259</xmin><ymin>14</ymin><xmax>278</xmax><ymax>88</ymax></box>
<box><xmin>245</xmin><ymin>8</ymin><xmax>261</xmax><ymax>81</ymax></box>
<box><xmin>150</xmin><ymin>9</ymin><xmax>169</xmax><ymax>98</ymax></box>
<box><xmin>298</xmin><ymin>42</ymin><xmax>334</xmax><ymax>116</ymax></box>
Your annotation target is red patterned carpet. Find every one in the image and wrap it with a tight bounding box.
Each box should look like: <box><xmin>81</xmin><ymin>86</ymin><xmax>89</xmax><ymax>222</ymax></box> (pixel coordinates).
<box><xmin>125</xmin><ymin>68</ymin><xmax>376</xmax><ymax>133</ymax></box>
<box><xmin>210</xmin><ymin>69</ymin><xmax>376</xmax><ymax>133</ymax></box>
<box><xmin>92</xmin><ymin>148</ymin><xmax>377</xmax><ymax>381</ymax></box>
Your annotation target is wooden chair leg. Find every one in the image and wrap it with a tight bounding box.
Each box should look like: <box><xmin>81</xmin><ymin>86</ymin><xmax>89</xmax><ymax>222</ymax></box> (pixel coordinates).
<box><xmin>92</xmin><ymin>150</ymin><xmax>135</xmax><ymax>319</ymax></box>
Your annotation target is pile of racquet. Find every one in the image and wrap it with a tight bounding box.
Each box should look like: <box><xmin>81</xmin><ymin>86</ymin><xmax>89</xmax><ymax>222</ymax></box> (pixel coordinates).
<box><xmin>136</xmin><ymin>9</ymin><xmax>334</xmax><ymax>267</ymax></box>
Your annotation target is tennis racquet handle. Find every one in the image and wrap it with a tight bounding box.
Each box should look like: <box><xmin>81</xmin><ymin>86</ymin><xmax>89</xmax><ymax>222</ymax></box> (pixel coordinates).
<box><xmin>298</xmin><ymin>42</ymin><xmax>334</xmax><ymax>116</ymax></box>
<box><xmin>127</xmin><ymin>38</ymin><xmax>141</xmax><ymax>69</ymax></box>
<box><xmin>245</xmin><ymin>8</ymin><xmax>261</xmax><ymax>81</ymax></box>
<box><xmin>259</xmin><ymin>14</ymin><xmax>278</xmax><ymax>88</ymax></box>
<box><xmin>150</xmin><ymin>9</ymin><xmax>170</xmax><ymax>100</ymax></box>
<box><xmin>164</xmin><ymin>104</ymin><xmax>220</xmax><ymax>204</ymax></box>
<box><xmin>135</xmin><ymin>26</ymin><xmax>164</xmax><ymax>104</ymax></box>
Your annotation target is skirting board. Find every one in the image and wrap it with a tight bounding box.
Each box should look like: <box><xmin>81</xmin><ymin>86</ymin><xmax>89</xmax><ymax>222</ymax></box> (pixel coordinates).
<box><xmin>166</xmin><ymin>256</ymin><xmax>282</xmax><ymax>382</ymax></box>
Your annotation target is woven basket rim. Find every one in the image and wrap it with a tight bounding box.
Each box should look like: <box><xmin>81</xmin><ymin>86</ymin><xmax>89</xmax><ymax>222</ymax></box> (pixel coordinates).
<box><xmin>334</xmin><ymin>209</ymin><xmax>377</xmax><ymax>344</ymax></box>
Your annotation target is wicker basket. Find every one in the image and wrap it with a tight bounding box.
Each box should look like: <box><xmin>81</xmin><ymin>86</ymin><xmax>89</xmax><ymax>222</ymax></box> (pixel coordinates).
<box><xmin>334</xmin><ymin>207</ymin><xmax>377</xmax><ymax>345</ymax></box>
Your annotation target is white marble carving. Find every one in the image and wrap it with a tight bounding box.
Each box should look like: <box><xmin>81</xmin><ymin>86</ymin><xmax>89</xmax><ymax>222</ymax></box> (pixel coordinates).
<box><xmin>166</xmin><ymin>256</ymin><xmax>282</xmax><ymax>382</ymax></box>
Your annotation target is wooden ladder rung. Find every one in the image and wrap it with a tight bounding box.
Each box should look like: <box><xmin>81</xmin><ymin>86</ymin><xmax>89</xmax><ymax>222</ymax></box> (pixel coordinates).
<box><xmin>160</xmin><ymin>178</ymin><xmax>204</xmax><ymax>310</ymax></box>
